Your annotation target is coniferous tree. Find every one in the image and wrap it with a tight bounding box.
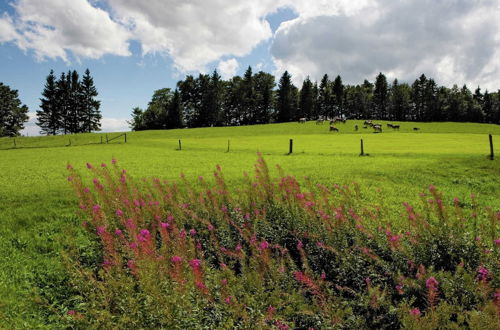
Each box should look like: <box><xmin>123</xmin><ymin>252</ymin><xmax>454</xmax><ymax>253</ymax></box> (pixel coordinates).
<box><xmin>373</xmin><ymin>72</ymin><xmax>388</xmax><ymax>119</ymax></box>
<box><xmin>388</xmin><ymin>79</ymin><xmax>412</xmax><ymax>121</ymax></box>
<box><xmin>331</xmin><ymin>75</ymin><xmax>344</xmax><ymax>117</ymax></box>
<box><xmin>80</xmin><ymin>69</ymin><xmax>102</xmax><ymax>132</ymax></box>
<box><xmin>298</xmin><ymin>77</ymin><xmax>314</xmax><ymax>119</ymax></box>
<box><xmin>0</xmin><ymin>82</ymin><xmax>29</xmax><ymax>137</ymax></box>
<box><xmin>65</xmin><ymin>70</ymin><xmax>81</xmax><ymax>133</ymax></box>
<box><xmin>276</xmin><ymin>71</ymin><xmax>296</xmax><ymax>122</ymax></box>
<box><xmin>318</xmin><ymin>74</ymin><xmax>331</xmax><ymax>118</ymax></box>
<box><xmin>55</xmin><ymin>72</ymin><xmax>70</xmax><ymax>134</ymax></box>
<box><xmin>241</xmin><ymin>66</ymin><xmax>256</xmax><ymax>125</ymax></box>
<box><xmin>253</xmin><ymin>71</ymin><xmax>275</xmax><ymax>124</ymax></box>
<box><xmin>165</xmin><ymin>90</ymin><xmax>184</xmax><ymax>129</ymax></box>
<box><xmin>37</xmin><ymin>70</ymin><xmax>60</xmax><ymax>135</ymax></box>
<box><xmin>205</xmin><ymin>70</ymin><xmax>224</xmax><ymax>126</ymax></box>
<box><xmin>128</xmin><ymin>107</ymin><xmax>145</xmax><ymax>131</ymax></box>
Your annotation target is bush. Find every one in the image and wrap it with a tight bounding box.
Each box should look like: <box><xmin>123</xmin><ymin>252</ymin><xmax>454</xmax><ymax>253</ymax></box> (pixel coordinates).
<box><xmin>61</xmin><ymin>156</ymin><xmax>499</xmax><ymax>328</ymax></box>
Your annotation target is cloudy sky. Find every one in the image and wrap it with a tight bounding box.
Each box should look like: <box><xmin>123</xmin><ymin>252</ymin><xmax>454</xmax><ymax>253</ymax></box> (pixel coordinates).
<box><xmin>1</xmin><ymin>0</ymin><xmax>499</xmax><ymax>135</ymax></box>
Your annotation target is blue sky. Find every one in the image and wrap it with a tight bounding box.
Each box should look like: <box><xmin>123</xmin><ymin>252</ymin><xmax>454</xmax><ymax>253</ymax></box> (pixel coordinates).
<box><xmin>1</xmin><ymin>1</ymin><xmax>499</xmax><ymax>135</ymax></box>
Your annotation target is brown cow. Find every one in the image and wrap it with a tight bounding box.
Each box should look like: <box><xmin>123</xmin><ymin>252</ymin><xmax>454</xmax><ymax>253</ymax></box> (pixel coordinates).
<box><xmin>329</xmin><ymin>125</ymin><xmax>339</xmax><ymax>132</ymax></box>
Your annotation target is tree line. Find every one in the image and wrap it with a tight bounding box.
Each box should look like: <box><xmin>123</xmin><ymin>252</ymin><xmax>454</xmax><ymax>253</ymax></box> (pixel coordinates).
<box><xmin>129</xmin><ymin>68</ymin><xmax>500</xmax><ymax>130</ymax></box>
<box><xmin>36</xmin><ymin>69</ymin><xmax>101</xmax><ymax>135</ymax></box>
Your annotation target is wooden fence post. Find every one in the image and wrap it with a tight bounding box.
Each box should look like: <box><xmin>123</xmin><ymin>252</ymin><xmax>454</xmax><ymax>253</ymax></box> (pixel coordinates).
<box><xmin>227</xmin><ymin>139</ymin><xmax>230</xmax><ymax>152</ymax></box>
<box><xmin>289</xmin><ymin>139</ymin><xmax>293</xmax><ymax>154</ymax></box>
<box><xmin>13</xmin><ymin>138</ymin><xmax>16</xmax><ymax>148</ymax></box>
<box><xmin>360</xmin><ymin>139</ymin><xmax>364</xmax><ymax>156</ymax></box>
<box><xmin>178</xmin><ymin>139</ymin><xmax>182</xmax><ymax>150</ymax></box>
<box><xmin>106</xmin><ymin>134</ymin><xmax>108</xmax><ymax>144</ymax></box>
<box><xmin>489</xmin><ymin>134</ymin><xmax>494</xmax><ymax>160</ymax></box>
<box><xmin>124</xmin><ymin>133</ymin><xmax>127</xmax><ymax>143</ymax></box>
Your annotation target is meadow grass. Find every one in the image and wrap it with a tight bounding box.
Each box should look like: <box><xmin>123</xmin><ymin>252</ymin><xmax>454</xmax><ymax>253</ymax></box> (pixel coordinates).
<box><xmin>0</xmin><ymin>120</ymin><xmax>499</xmax><ymax>327</ymax></box>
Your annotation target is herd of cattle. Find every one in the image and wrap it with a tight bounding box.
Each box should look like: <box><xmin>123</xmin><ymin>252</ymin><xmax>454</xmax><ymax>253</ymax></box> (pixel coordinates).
<box><xmin>297</xmin><ymin>117</ymin><xmax>421</xmax><ymax>133</ymax></box>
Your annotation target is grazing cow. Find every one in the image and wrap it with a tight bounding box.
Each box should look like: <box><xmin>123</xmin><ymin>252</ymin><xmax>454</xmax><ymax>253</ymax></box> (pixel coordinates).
<box><xmin>373</xmin><ymin>124</ymin><xmax>382</xmax><ymax>132</ymax></box>
<box><xmin>387</xmin><ymin>123</ymin><xmax>394</xmax><ymax>128</ymax></box>
<box><xmin>413</xmin><ymin>127</ymin><xmax>420</xmax><ymax>131</ymax></box>
<box><xmin>364</xmin><ymin>120</ymin><xmax>373</xmax><ymax>126</ymax></box>
<box><xmin>329</xmin><ymin>125</ymin><xmax>339</xmax><ymax>132</ymax></box>
<box><xmin>298</xmin><ymin>118</ymin><xmax>306</xmax><ymax>124</ymax></box>
<box><xmin>363</xmin><ymin>126</ymin><xmax>368</xmax><ymax>129</ymax></box>
<box><xmin>392</xmin><ymin>125</ymin><xmax>400</xmax><ymax>130</ymax></box>
<box><xmin>316</xmin><ymin>118</ymin><xmax>324</xmax><ymax>125</ymax></box>
<box><xmin>354</xmin><ymin>124</ymin><xmax>359</xmax><ymax>131</ymax></box>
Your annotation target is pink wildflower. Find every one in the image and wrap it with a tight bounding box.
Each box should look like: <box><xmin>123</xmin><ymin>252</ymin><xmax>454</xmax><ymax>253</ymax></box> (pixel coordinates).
<box><xmin>321</xmin><ymin>271</ymin><xmax>326</xmax><ymax>280</ymax></box>
<box><xmin>207</xmin><ymin>224</ymin><xmax>214</xmax><ymax>231</ymax></box>
<box><xmin>179</xmin><ymin>230</ymin><xmax>186</xmax><ymax>239</ymax></box>
<box><xmin>83</xmin><ymin>187</ymin><xmax>90</xmax><ymax>193</ymax></box>
<box><xmin>478</xmin><ymin>265</ymin><xmax>489</xmax><ymax>281</ymax></box>
<box><xmin>129</xmin><ymin>242</ymin><xmax>137</xmax><ymax>249</ymax></box>
<box><xmin>115</xmin><ymin>209</ymin><xmax>123</xmax><ymax>217</ymax></box>
<box><xmin>189</xmin><ymin>229</ymin><xmax>197</xmax><ymax>237</ymax></box>
<box><xmin>171</xmin><ymin>256</ymin><xmax>182</xmax><ymax>263</ymax></box>
<box><xmin>114</xmin><ymin>228</ymin><xmax>122</xmax><ymax>236</ymax></box>
<box><xmin>409</xmin><ymin>308</ymin><xmax>421</xmax><ymax>316</ymax></box>
<box><xmin>429</xmin><ymin>184</ymin><xmax>436</xmax><ymax>193</ymax></box>
<box><xmin>160</xmin><ymin>222</ymin><xmax>170</xmax><ymax>229</ymax></box>
<box><xmin>296</xmin><ymin>193</ymin><xmax>305</xmax><ymax>200</ymax></box>
<box><xmin>66</xmin><ymin>163</ymin><xmax>73</xmax><ymax>170</ymax></box>
<box><xmin>92</xmin><ymin>204</ymin><xmax>101</xmax><ymax>214</ymax></box>
<box><xmin>225</xmin><ymin>296</ymin><xmax>232</xmax><ymax>304</ymax></box>
<box><xmin>101</xmin><ymin>163</ymin><xmax>106</xmax><ymax>168</ymax></box>
<box><xmin>111</xmin><ymin>158</ymin><xmax>117</xmax><ymax>164</ymax></box>
<box><xmin>67</xmin><ymin>310</ymin><xmax>76</xmax><ymax>316</ymax></box>
<box><xmin>297</xmin><ymin>240</ymin><xmax>304</xmax><ymax>249</ymax></box>
<box><xmin>189</xmin><ymin>259</ymin><xmax>201</xmax><ymax>268</ymax></box>
<box><xmin>495</xmin><ymin>239</ymin><xmax>500</xmax><ymax>245</ymax></box>
<box><xmin>235</xmin><ymin>244</ymin><xmax>242</xmax><ymax>252</ymax></box>
<box><xmin>221</xmin><ymin>279</ymin><xmax>228</xmax><ymax>286</ymax></box>
<box><xmin>86</xmin><ymin>162</ymin><xmax>93</xmax><ymax>169</ymax></box>
<box><xmin>167</xmin><ymin>215</ymin><xmax>174</xmax><ymax>222</ymax></box>
<box><xmin>426</xmin><ymin>276</ymin><xmax>439</xmax><ymax>290</ymax></box>
<box><xmin>259</xmin><ymin>241</ymin><xmax>269</xmax><ymax>250</ymax></box>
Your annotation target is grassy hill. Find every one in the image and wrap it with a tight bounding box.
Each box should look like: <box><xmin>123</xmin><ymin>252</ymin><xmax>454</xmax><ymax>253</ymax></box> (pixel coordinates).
<box><xmin>0</xmin><ymin>120</ymin><xmax>499</xmax><ymax>326</ymax></box>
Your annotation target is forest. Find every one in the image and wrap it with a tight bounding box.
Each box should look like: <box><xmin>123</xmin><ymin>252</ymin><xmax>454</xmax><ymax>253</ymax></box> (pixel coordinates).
<box><xmin>129</xmin><ymin>68</ymin><xmax>500</xmax><ymax>131</ymax></box>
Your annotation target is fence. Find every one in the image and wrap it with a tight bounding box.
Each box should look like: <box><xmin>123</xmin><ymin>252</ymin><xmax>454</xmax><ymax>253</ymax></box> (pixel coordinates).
<box><xmin>0</xmin><ymin>133</ymin><xmax>127</xmax><ymax>150</ymax></box>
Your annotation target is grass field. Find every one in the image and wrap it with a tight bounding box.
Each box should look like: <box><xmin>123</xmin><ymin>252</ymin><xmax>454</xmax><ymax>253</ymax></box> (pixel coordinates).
<box><xmin>0</xmin><ymin>120</ymin><xmax>499</xmax><ymax>327</ymax></box>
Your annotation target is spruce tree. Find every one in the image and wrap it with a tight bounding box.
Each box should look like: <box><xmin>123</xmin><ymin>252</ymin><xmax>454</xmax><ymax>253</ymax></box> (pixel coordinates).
<box><xmin>276</xmin><ymin>71</ymin><xmax>297</xmax><ymax>122</ymax></box>
<box><xmin>299</xmin><ymin>77</ymin><xmax>313</xmax><ymax>119</ymax></box>
<box><xmin>373</xmin><ymin>72</ymin><xmax>388</xmax><ymax>119</ymax></box>
<box><xmin>36</xmin><ymin>70</ymin><xmax>60</xmax><ymax>135</ymax></box>
<box><xmin>80</xmin><ymin>69</ymin><xmax>102</xmax><ymax>132</ymax></box>
<box><xmin>318</xmin><ymin>74</ymin><xmax>331</xmax><ymax>118</ymax></box>
<box><xmin>332</xmin><ymin>75</ymin><xmax>344</xmax><ymax>117</ymax></box>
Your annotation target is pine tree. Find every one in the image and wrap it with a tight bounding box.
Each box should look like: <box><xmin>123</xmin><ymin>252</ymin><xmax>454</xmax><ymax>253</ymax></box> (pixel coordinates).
<box><xmin>241</xmin><ymin>66</ymin><xmax>255</xmax><ymax>125</ymax></box>
<box><xmin>318</xmin><ymin>74</ymin><xmax>331</xmax><ymax>118</ymax></box>
<box><xmin>80</xmin><ymin>69</ymin><xmax>102</xmax><ymax>132</ymax></box>
<box><xmin>55</xmin><ymin>72</ymin><xmax>70</xmax><ymax>134</ymax></box>
<box><xmin>128</xmin><ymin>107</ymin><xmax>145</xmax><ymax>131</ymax></box>
<box><xmin>253</xmin><ymin>71</ymin><xmax>275</xmax><ymax>124</ymax></box>
<box><xmin>65</xmin><ymin>70</ymin><xmax>81</xmax><ymax>133</ymax></box>
<box><xmin>36</xmin><ymin>70</ymin><xmax>60</xmax><ymax>135</ymax></box>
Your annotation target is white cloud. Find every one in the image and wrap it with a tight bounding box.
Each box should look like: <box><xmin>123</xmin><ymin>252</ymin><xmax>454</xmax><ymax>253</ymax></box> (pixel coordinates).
<box><xmin>107</xmin><ymin>0</ymin><xmax>281</xmax><ymax>72</ymax></box>
<box><xmin>100</xmin><ymin>117</ymin><xmax>129</xmax><ymax>132</ymax></box>
<box><xmin>271</xmin><ymin>0</ymin><xmax>500</xmax><ymax>90</ymax></box>
<box><xmin>0</xmin><ymin>13</ymin><xmax>19</xmax><ymax>42</ymax></box>
<box><xmin>1</xmin><ymin>0</ymin><xmax>131</xmax><ymax>62</ymax></box>
<box><xmin>217</xmin><ymin>58</ymin><xmax>239</xmax><ymax>79</ymax></box>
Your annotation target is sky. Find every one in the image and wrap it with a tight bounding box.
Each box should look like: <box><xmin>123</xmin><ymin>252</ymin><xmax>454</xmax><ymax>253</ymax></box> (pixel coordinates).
<box><xmin>1</xmin><ymin>0</ymin><xmax>499</xmax><ymax>136</ymax></box>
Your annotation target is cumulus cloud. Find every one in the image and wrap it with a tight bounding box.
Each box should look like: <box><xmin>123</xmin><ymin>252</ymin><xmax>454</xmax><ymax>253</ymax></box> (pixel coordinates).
<box><xmin>0</xmin><ymin>0</ymin><xmax>131</xmax><ymax>61</ymax></box>
<box><xmin>107</xmin><ymin>0</ymin><xmax>281</xmax><ymax>72</ymax></box>
<box><xmin>272</xmin><ymin>0</ymin><xmax>500</xmax><ymax>90</ymax></box>
<box><xmin>217</xmin><ymin>58</ymin><xmax>239</xmax><ymax>79</ymax></box>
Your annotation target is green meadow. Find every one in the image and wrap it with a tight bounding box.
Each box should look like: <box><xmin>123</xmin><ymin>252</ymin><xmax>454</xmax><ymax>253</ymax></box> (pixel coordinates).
<box><xmin>0</xmin><ymin>120</ymin><xmax>499</xmax><ymax>326</ymax></box>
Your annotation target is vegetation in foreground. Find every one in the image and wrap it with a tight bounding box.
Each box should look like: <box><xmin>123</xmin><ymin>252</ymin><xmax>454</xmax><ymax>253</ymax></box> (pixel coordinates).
<box><xmin>59</xmin><ymin>156</ymin><xmax>499</xmax><ymax>328</ymax></box>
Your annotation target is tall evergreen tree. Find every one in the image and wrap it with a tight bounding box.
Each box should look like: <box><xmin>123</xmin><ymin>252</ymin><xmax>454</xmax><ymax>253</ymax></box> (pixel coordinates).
<box><xmin>276</xmin><ymin>71</ymin><xmax>297</xmax><ymax>122</ymax></box>
<box><xmin>65</xmin><ymin>70</ymin><xmax>81</xmax><ymax>133</ymax></box>
<box><xmin>373</xmin><ymin>72</ymin><xmax>388</xmax><ymax>119</ymax></box>
<box><xmin>331</xmin><ymin>75</ymin><xmax>344</xmax><ymax>117</ymax></box>
<box><xmin>128</xmin><ymin>107</ymin><xmax>145</xmax><ymax>131</ymax></box>
<box><xmin>241</xmin><ymin>66</ymin><xmax>256</xmax><ymax>125</ymax></box>
<box><xmin>0</xmin><ymin>82</ymin><xmax>29</xmax><ymax>137</ymax></box>
<box><xmin>80</xmin><ymin>69</ymin><xmax>102</xmax><ymax>132</ymax></box>
<box><xmin>205</xmin><ymin>70</ymin><xmax>224</xmax><ymax>126</ymax></box>
<box><xmin>253</xmin><ymin>71</ymin><xmax>275</xmax><ymax>124</ymax></box>
<box><xmin>318</xmin><ymin>74</ymin><xmax>332</xmax><ymax>118</ymax></box>
<box><xmin>165</xmin><ymin>89</ymin><xmax>184</xmax><ymax>129</ymax></box>
<box><xmin>298</xmin><ymin>77</ymin><xmax>314</xmax><ymax>119</ymax></box>
<box><xmin>36</xmin><ymin>70</ymin><xmax>60</xmax><ymax>135</ymax></box>
<box><xmin>55</xmin><ymin>72</ymin><xmax>70</xmax><ymax>134</ymax></box>
<box><xmin>388</xmin><ymin>79</ymin><xmax>411</xmax><ymax>121</ymax></box>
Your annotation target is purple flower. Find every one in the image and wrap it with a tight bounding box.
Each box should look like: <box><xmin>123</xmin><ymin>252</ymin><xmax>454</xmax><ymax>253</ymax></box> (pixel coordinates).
<box><xmin>92</xmin><ymin>204</ymin><xmax>101</xmax><ymax>214</ymax></box>
<box><xmin>189</xmin><ymin>229</ymin><xmax>197</xmax><ymax>237</ymax></box>
<box><xmin>67</xmin><ymin>310</ymin><xmax>76</xmax><ymax>316</ymax></box>
<box><xmin>189</xmin><ymin>259</ymin><xmax>201</xmax><ymax>268</ymax></box>
<box><xmin>101</xmin><ymin>163</ymin><xmax>107</xmax><ymax>168</ymax></box>
<box><xmin>495</xmin><ymin>239</ymin><xmax>500</xmax><ymax>245</ymax></box>
<box><xmin>207</xmin><ymin>224</ymin><xmax>214</xmax><ymax>231</ymax></box>
<box><xmin>171</xmin><ymin>256</ymin><xmax>182</xmax><ymax>263</ymax></box>
<box><xmin>160</xmin><ymin>222</ymin><xmax>170</xmax><ymax>229</ymax></box>
<box><xmin>115</xmin><ymin>209</ymin><xmax>123</xmax><ymax>217</ymax></box>
<box><xmin>478</xmin><ymin>265</ymin><xmax>489</xmax><ymax>281</ymax></box>
<box><xmin>111</xmin><ymin>158</ymin><xmax>117</xmax><ymax>164</ymax></box>
<box><xmin>426</xmin><ymin>276</ymin><xmax>439</xmax><ymax>290</ymax></box>
<box><xmin>259</xmin><ymin>241</ymin><xmax>269</xmax><ymax>250</ymax></box>
<box><xmin>115</xmin><ymin>228</ymin><xmax>122</xmax><ymax>236</ymax></box>
<box><xmin>297</xmin><ymin>240</ymin><xmax>304</xmax><ymax>249</ymax></box>
<box><xmin>225</xmin><ymin>296</ymin><xmax>232</xmax><ymax>304</ymax></box>
<box><xmin>86</xmin><ymin>162</ymin><xmax>93</xmax><ymax>169</ymax></box>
